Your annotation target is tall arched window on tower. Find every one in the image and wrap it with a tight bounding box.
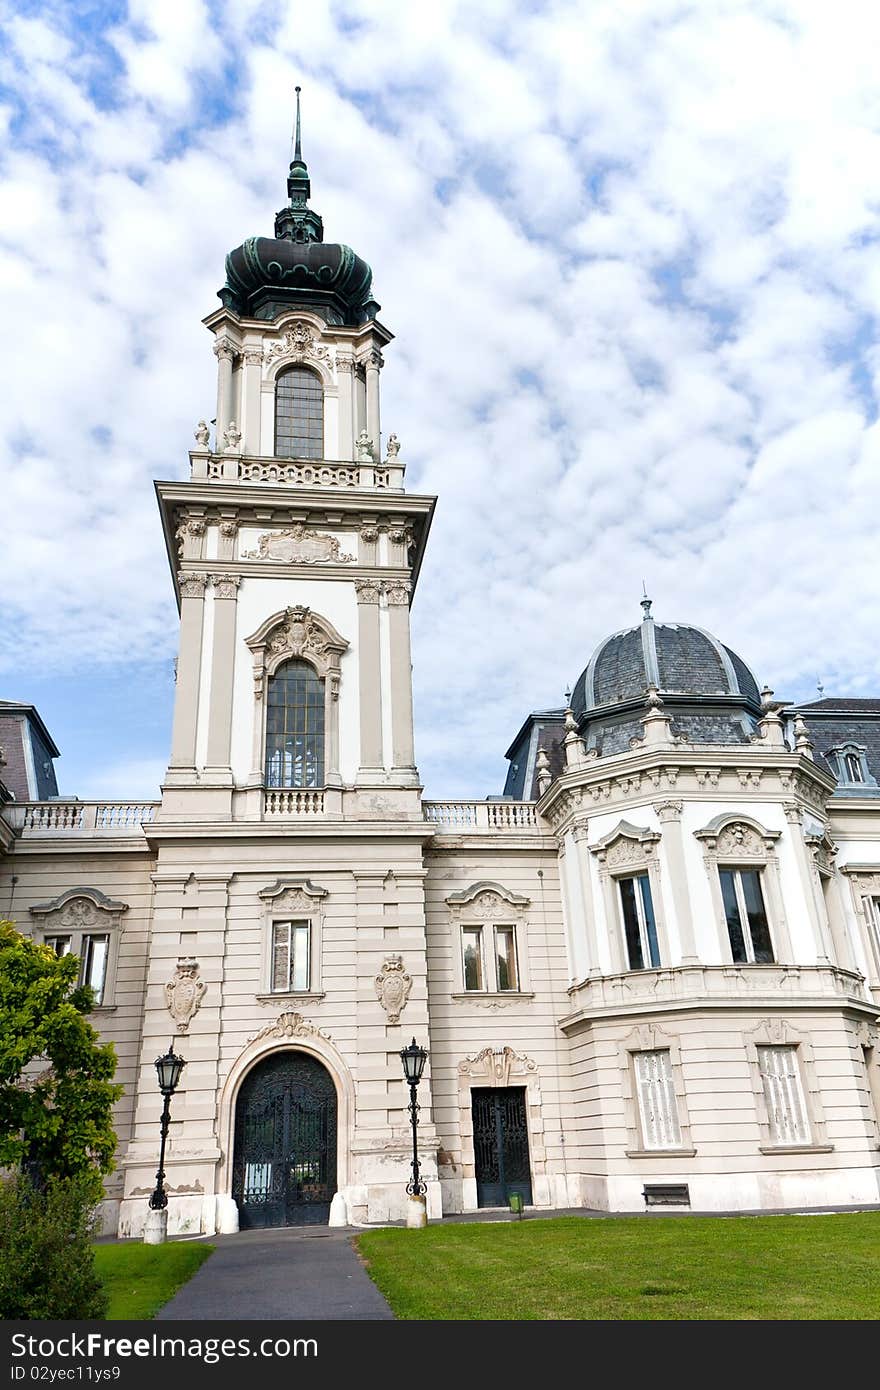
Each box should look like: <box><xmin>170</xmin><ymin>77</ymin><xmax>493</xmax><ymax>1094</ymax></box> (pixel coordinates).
<box><xmin>274</xmin><ymin>366</ymin><xmax>324</xmax><ymax>459</ymax></box>
<box><xmin>265</xmin><ymin>659</ymin><xmax>325</xmax><ymax>788</ymax></box>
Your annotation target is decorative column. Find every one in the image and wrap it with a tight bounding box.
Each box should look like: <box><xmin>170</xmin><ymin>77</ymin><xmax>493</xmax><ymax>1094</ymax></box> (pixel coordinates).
<box><xmin>355</xmin><ymin>579</ymin><xmax>385</xmax><ymax>782</ymax></box>
<box><xmin>204</xmin><ymin>575</ymin><xmax>241</xmax><ymax>777</ymax></box>
<box><xmin>783</xmin><ymin>803</ymin><xmax>832</xmax><ymax>963</ymax></box>
<box><xmin>653</xmin><ymin>800</ymin><xmax>700</xmax><ymax>963</ymax></box>
<box><xmin>571</xmin><ymin>824</ymin><xmax>602</xmax><ymax>976</ymax></box>
<box><xmin>365</xmin><ymin>349</ymin><xmax>382</xmax><ymax>457</ymax></box>
<box><xmin>213</xmin><ymin>339</ymin><xmax>235</xmax><ymax>453</ymax></box>
<box><xmin>336</xmin><ymin>354</ymin><xmax>355</xmax><ymax>460</ymax></box>
<box><xmin>241</xmin><ymin>348</ymin><xmax>263</xmax><ymax>455</ymax></box>
<box><xmin>168</xmin><ymin>573</ymin><xmax>208</xmax><ymax>772</ymax></box>
<box><xmin>385</xmin><ymin>579</ymin><xmax>418</xmax><ymax>782</ymax></box>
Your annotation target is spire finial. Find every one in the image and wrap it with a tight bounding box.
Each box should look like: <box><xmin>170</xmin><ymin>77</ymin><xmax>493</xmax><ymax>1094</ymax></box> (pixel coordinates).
<box><xmin>817</xmin><ymin>675</ymin><xmax>825</xmax><ymax>698</ymax></box>
<box><xmin>294</xmin><ymin>85</ymin><xmax>303</xmax><ymax>164</ymax></box>
<box><xmin>640</xmin><ymin>582</ymin><xmax>652</xmax><ymax>620</ymax></box>
<box><xmin>276</xmin><ymin>84</ymin><xmax>324</xmax><ymax>244</ymax></box>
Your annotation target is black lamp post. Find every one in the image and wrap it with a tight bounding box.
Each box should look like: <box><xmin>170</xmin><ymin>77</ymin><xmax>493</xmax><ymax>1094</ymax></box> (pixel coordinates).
<box><xmin>148</xmin><ymin>1041</ymin><xmax>186</xmax><ymax>1211</ymax></box>
<box><xmin>400</xmin><ymin>1038</ymin><xmax>428</xmax><ymax>1198</ymax></box>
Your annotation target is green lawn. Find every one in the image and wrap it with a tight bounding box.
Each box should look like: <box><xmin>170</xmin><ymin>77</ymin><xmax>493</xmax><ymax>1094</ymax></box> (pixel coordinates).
<box><xmin>93</xmin><ymin>1242</ymin><xmax>214</xmax><ymax>1319</ymax></box>
<box><xmin>357</xmin><ymin>1213</ymin><xmax>880</xmax><ymax>1320</ymax></box>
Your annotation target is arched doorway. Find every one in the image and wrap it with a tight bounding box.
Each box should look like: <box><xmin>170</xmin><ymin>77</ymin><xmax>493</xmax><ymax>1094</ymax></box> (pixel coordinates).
<box><xmin>231</xmin><ymin>1051</ymin><xmax>338</xmax><ymax>1228</ymax></box>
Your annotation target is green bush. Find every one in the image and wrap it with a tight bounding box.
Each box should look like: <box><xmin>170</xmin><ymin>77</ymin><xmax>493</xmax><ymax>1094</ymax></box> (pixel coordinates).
<box><xmin>0</xmin><ymin>1173</ymin><xmax>109</xmax><ymax>1319</ymax></box>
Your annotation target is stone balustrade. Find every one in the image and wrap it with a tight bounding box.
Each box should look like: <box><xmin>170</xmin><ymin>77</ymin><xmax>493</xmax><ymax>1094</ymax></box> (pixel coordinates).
<box><xmin>562</xmin><ymin>961</ymin><xmax>867</xmax><ymax>1026</ymax></box>
<box><xmin>3</xmin><ymin>802</ymin><xmax>159</xmax><ymax>835</ymax></box>
<box><xmin>423</xmin><ymin>800</ymin><xmax>538</xmax><ymax>830</ymax></box>
<box><xmin>191</xmin><ymin>452</ymin><xmax>402</xmax><ymax>491</ymax></box>
<box><xmin>263</xmin><ymin>788</ymin><xmax>325</xmax><ymax>816</ymax></box>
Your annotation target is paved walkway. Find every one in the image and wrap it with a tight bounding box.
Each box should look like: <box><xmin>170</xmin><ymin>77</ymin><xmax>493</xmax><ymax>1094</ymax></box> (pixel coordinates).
<box><xmin>156</xmin><ymin>1226</ymin><xmax>393</xmax><ymax>1321</ymax></box>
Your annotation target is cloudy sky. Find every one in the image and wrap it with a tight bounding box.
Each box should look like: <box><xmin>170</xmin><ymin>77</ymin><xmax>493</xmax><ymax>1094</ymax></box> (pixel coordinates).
<box><xmin>2</xmin><ymin>0</ymin><xmax>879</xmax><ymax>801</ymax></box>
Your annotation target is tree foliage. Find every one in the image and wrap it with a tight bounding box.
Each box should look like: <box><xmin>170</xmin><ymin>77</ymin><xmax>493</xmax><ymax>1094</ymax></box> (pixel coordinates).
<box><xmin>0</xmin><ymin>1172</ymin><xmax>109</xmax><ymax>1320</ymax></box>
<box><xmin>0</xmin><ymin>920</ymin><xmax>122</xmax><ymax>1197</ymax></box>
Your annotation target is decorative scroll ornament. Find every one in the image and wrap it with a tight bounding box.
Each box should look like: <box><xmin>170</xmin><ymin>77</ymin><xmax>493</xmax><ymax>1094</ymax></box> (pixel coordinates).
<box><xmin>375</xmin><ymin>955</ymin><xmax>412</xmax><ymax>1023</ymax></box>
<box><xmin>251</xmin><ymin>1011</ymin><xmax>329</xmax><ymax>1043</ymax></box>
<box><xmin>243</xmin><ymin>525</ymin><xmax>354</xmax><ymax>565</ymax></box>
<box><xmin>458</xmin><ymin>1046</ymin><xmax>537</xmax><ymax>1086</ymax></box>
<box><xmin>267</xmin><ymin>606</ymin><xmax>329</xmax><ymax>661</ymax></box>
<box><xmin>264</xmin><ymin>321</ymin><xmax>329</xmax><ymax>365</ymax></box>
<box><xmin>164</xmin><ymin>958</ymin><xmax>206</xmax><ymax>1034</ymax></box>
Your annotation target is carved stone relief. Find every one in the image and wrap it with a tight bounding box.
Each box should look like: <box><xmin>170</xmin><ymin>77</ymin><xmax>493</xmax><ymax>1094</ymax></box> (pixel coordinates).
<box><xmin>164</xmin><ymin>958</ymin><xmax>206</xmax><ymax>1034</ymax></box>
<box><xmin>250</xmin><ymin>1012</ymin><xmax>329</xmax><ymax>1043</ymax></box>
<box><xmin>243</xmin><ymin>525</ymin><xmax>354</xmax><ymax>565</ymax></box>
<box><xmin>375</xmin><ymin>955</ymin><xmax>412</xmax><ymax>1023</ymax></box>
<box><xmin>264</xmin><ymin>321</ymin><xmax>329</xmax><ymax>366</ymax></box>
<box><xmin>458</xmin><ymin>1046</ymin><xmax>538</xmax><ymax>1087</ymax></box>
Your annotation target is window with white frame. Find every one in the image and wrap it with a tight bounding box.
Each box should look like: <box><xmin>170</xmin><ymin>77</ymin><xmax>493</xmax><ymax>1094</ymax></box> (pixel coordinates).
<box><xmin>844</xmin><ymin>752</ymin><xmax>865</xmax><ymax>783</ymax></box>
<box><xmin>462</xmin><ymin>923</ymin><xmax>521</xmax><ymax>992</ymax></box>
<box><xmin>618</xmin><ymin>874</ymin><xmax>661</xmax><ymax>970</ymax></box>
<box><xmin>868</xmin><ymin>898</ymin><xmax>880</xmax><ymax>962</ymax></box>
<box><xmin>462</xmin><ymin>927</ymin><xmax>485</xmax><ymax>991</ymax></box>
<box><xmin>43</xmin><ymin>930</ymin><xmax>111</xmax><ymax>1005</ymax></box>
<box><xmin>757</xmin><ymin>1045</ymin><xmax>810</xmax><ymax>1146</ymax></box>
<box><xmin>271</xmin><ymin>920</ymin><xmax>310</xmax><ymax>993</ymax></box>
<box><xmin>719</xmin><ymin>867</ymin><xmax>774</xmax><ymax>963</ymax></box>
<box><xmin>634</xmin><ymin>1050</ymin><xmax>682</xmax><ymax>1149</ymax></box>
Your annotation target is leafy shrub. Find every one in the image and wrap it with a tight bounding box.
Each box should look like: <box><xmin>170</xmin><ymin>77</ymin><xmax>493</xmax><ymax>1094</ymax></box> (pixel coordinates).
<box><xmin>0</xmin><ymin>1173</ymin><xmax>109</xmax><ymax>1319</ymax></box>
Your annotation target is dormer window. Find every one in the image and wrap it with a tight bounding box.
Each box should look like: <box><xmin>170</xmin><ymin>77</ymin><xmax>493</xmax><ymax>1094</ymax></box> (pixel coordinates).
<box><xmin>826</xmin><ymin>743</ymin><xmax>875</xmax><ymax>790</ymax></box>
<box><xmin>275</xmin><ymin>365</ymin><xmax>323</xmax><ymax>460</ymax></box>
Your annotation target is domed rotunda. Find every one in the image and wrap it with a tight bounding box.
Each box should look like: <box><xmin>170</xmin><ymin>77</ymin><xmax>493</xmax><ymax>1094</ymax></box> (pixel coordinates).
<box><xmin>570</xmin><ymin>597</ymin><xmax>763</xmax><ymax>756</ymax></box>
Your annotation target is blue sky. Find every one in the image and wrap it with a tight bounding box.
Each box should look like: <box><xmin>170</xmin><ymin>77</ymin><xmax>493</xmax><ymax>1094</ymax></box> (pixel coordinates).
<box><xmin>2</xmin><ymin>0</ymin><xmax>880</xmax><ymax>801</ymax></box>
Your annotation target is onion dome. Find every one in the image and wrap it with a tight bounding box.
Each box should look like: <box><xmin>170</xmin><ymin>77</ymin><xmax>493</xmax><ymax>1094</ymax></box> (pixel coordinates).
<box><xmin>570</xmin><ymin>597</ymin><xmax>762</xmax><ymax>754</ymax></box>
<box><xmin>220</xmin><ymin>89</ymin><xmax>379</xmax><ymax>326</ymax></box>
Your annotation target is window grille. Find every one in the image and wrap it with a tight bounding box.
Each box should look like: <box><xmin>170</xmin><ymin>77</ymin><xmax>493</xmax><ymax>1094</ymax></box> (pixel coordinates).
<box><xmin>275</xmin><ymin>367</ymin><xmax>323</xmax><ymax>460</ymax></box>
<box><xmin>634</xmin><ymin>1050</ymin><xmax>682</xmax><ymax>1149</ymax></box>
<box><xmin>757</xmin><ymin>1045</ymin><xmax>810</xmax><ymax>1145</ymax></box>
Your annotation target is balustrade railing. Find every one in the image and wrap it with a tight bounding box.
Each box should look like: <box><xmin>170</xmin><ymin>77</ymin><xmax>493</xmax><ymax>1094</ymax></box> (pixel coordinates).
<box><xmin>263</xmin><ymin>789</ymin><xmax>325</xmax><ymax>816</ymax></box>
<box><xmin>4</xmin><ymin>802</ymin><xmax>159</xmax><ymax>834</ymax></box>
<box><xmin>423</xmin><ymin>800</ymin><xmax>538</xmax><ymax>830</ymax></box>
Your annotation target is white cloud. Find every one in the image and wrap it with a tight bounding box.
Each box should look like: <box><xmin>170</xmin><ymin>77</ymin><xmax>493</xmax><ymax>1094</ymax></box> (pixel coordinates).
<box><xmin>1</xmin><ymin>0</ymin><xmax>879</xmax><ymax>797</ymax></box>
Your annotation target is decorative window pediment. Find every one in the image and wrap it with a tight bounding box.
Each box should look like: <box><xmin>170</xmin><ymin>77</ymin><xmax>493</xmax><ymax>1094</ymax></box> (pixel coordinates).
<box><xmin>694</xmin><ymin>813</ymin><xmax>780</xmax><ymax>858</ymax></box>
<box><xmin>247</xmin><ymin>606</ymin><xmax>349</xmax><ymax>683</ymax></box>
<box><xmin>445</xmin><ymin>881</ymin><xmax>530</xmax><ymax>921</ymax></box>
<box><xmin>590</xmin><ymin>820</ymin><xmax>661</xmax><ymax>870</ymax></box>
<box><xmin>30</xmin><ymin>886</ymin><xmax>128</xmax><ymax>931</ymax></box>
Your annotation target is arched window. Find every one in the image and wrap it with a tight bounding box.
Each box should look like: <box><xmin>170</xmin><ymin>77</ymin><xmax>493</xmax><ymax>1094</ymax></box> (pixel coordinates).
<box><xmin>274</xmin><ymin>366</ymin><xmax>323</xmax><ymax>459</ymax></box>
<box><xmin>265</xmin><ymin>659</ymin><xmax>325</xmax><ymax>788</ymax></box>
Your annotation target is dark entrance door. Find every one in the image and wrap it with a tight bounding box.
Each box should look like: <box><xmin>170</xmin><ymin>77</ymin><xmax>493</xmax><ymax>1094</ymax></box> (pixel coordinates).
<box><xmin>472</xmin><ymin>1086</ymin><xmax>533</xmax><ymax>1208</ymax></box>
<box><xmin>232</xmin><ymin>1051</ymin><xmax>337</xmax><ymax>1228</ymax></box>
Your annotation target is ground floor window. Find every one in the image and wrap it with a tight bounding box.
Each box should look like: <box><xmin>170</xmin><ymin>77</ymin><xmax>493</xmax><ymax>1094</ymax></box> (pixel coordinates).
<box><xmin>757</xmin><ymin>1045</ymin><xmax>810</xmax><ymax>1145</ymax></box>
<box><xmin>634</xmin><ymin>1049</ymin><xmax>682</xmax><ymax>1148</ymax></box>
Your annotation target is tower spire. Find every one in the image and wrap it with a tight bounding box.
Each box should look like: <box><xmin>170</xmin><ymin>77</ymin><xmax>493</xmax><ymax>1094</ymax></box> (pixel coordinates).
<box><xmin>275</xmin><ymin>85</ymin><xmax>324</xmax><ymax>244</ymax></box>
<box><xmin>294</xmin><ymin>84</ymin><xmax>303</xmax><ymax>164</ymax></box>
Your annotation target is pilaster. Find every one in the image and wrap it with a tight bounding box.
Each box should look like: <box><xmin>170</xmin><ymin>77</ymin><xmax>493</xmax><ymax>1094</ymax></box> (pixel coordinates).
<box><xmin>653</xmin><ymin>799</ymin><xmax>700</xmax><ymax>963</ymax></box>
<box><xmin>167</xmin><ymin>573</ymin><xmax>207</xmax><ymax>777</ymax></box>
<box><xmin>386</xmin><ymin>579</ymin><xmax>419</xmax><ymax>784</ymax></box>
<box><xmin>204</xmin><ymin>574</ymin><xmax>241</xmax><ymax>784</ymax></box>
<box><xmin>355</xmin><ymin>578</ymin><xmax>385</xmax><ymax>783</ymax></box>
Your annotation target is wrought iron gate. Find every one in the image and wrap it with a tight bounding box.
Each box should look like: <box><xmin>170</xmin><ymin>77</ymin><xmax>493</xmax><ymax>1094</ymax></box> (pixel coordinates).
<box><xmin>232</xmin><ymin>1051</ymin><xmax>337</xmax><ymax>1228</ymax></box>
<box><xmin>472</xmin><ymin>1086</ymin><xmax>533</xmax><ymax>1208</ymax></box>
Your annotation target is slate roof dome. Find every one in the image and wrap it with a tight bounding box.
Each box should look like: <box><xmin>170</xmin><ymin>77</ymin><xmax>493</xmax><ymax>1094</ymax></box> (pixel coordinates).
<box><xmin>219</xmin><ymin>89</ymin><xmax>379</xmax><ymax>326</ymax></box>
<box><xmin>567</xmin><ymin>599</ymin><xmax>762</xmax><ymax>756</ymax></box>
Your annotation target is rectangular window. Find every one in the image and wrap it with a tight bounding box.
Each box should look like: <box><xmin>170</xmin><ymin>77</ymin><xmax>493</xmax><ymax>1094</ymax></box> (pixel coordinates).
<box><xmin>494</xmin><ymin>926</ymin><xmax>519</xmax><ymax>992</ymax></box>
<box><xmin>868</xmin><ymin>899</ymin><xmax>880</xmax><ymax>964</ymax></box>
<box><xmin>462</xmin><ymin>928</ymin><xmax>484</xmax><ymax>991</ymax></box>
<box><xmin>757</xmin><ymin>1045</ymin><xmax>810</xmax><ymax>1145</ymax></box>
<box><xmin>618</xmin><ymin>874</ymin><xmax>660</xmax><ymax>970</ymax></box>
<box><xmin>863</xmin><ymin>1047</ymin><xmax>880</xmax><ymax>1139</ymax></box>
<box><xmin>44</xmin><ymin>935</ymin><xmax>72</xmax><ymax>957</ymax></box>
<box><xmin>844</xmin><ymin>752</ymin><xmax>865</xmax><ymax>783</ymax></box>
<box><xmin>720</xmin><ymin>868</ymin><xmax>774</xmax><ymax>963</ymax></box>
<box><xmin>634</xmin><ymin>1050</ymin><xmax>682</xmax><ymax>1149</ymax></box>
<box><xmin>80</xmin><ymin>935</ymin><xmax>110</xmax><ymax>1005</ymax></box>
<box><xmin>271</xmin><ymin>921</ymin><xmax>310</xmax><ymax>993</ymax></box>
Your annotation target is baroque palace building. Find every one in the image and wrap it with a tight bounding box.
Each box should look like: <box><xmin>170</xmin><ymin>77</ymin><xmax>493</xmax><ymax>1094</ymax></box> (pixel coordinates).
<box><xmin>3</xmin><ymin>107</ymin><xmax>880</xmax><ymax>1236</ymax></box>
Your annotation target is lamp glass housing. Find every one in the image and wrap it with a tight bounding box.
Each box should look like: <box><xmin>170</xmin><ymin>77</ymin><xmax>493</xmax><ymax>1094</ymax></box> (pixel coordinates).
<box><xmin>400</xmin><ymin>1038</ymin><xmax>428</xmax><ymax>1086</ymax></box>
<box><xmin>155</xmin><ymin>1046</ymin><xmax>186</xmax><ymax>1096</ymax></box>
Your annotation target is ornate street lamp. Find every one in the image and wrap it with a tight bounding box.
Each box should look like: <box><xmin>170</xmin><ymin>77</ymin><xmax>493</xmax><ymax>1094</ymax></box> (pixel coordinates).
<box><xmin>145</xmin><ymin>1041</ymin><xmax>186</xmax><ymax>1240</ymax></box>
<box><xmin>400</xmin><ymin>1038</ymin><xmax>428</xmax><ymax>1225</ymax></box>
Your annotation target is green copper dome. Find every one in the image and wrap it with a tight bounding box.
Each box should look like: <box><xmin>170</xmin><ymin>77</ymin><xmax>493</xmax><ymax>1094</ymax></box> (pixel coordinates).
<box><xmin>219</xmin><ymin>89</ymin><xmax>380</xmax><ymax>326</ymax></box>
